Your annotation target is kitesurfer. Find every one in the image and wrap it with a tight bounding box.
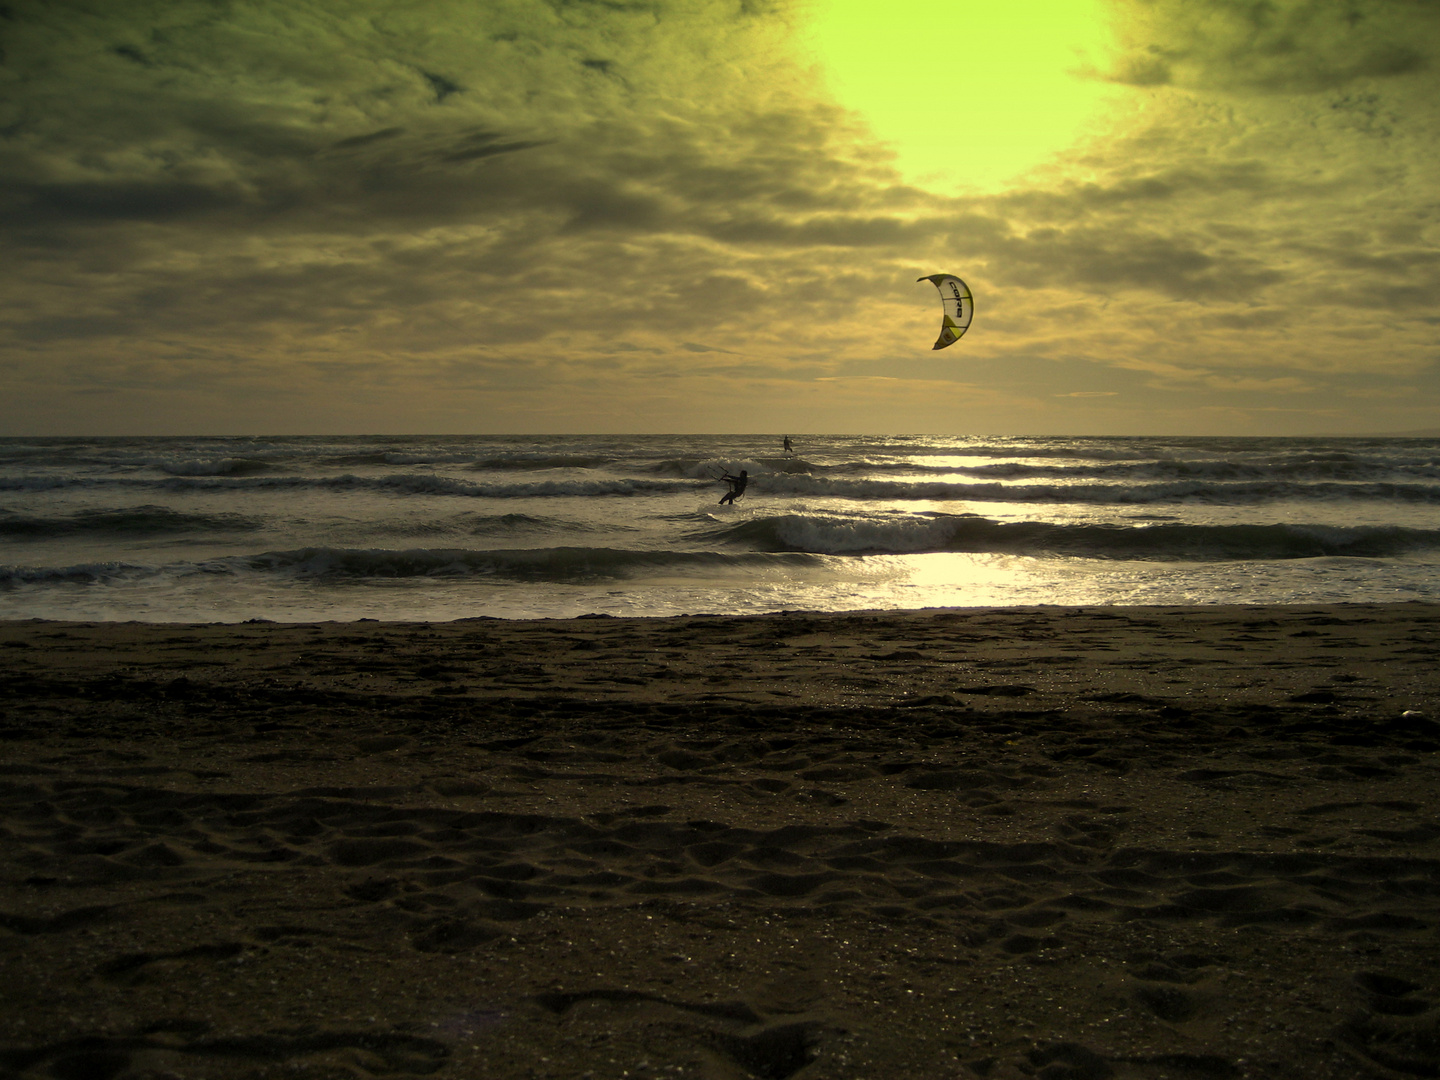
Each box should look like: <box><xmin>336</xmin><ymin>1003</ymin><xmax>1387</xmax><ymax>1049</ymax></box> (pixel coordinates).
<box><xmin>719</xmin><ymin>469</ymin><xmax>748</xmax><ymax>505</ymax></box>
<box><xmin>783</xmin><ymin>436</ymin><xmax>793</xmax><ymax>454</ymax></box>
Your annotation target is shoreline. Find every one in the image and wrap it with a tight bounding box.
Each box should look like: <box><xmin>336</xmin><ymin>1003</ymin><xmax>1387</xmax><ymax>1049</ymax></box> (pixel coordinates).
<box><xmin>4</xmin><ymin>596</ymin><xmax>1439</xmax><ymax>626</ymax></box>
<box><xmin>3</xmin><ymin>604</ymin><xmax>1439</xmax><ymax>1078</ymax></box>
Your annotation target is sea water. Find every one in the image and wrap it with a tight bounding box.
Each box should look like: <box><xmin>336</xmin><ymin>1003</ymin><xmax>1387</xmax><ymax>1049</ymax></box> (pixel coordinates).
<box><xmin>1</xmin><ymin>433</ymin><xmax>1437</xmax><ymax>622</ymax></box>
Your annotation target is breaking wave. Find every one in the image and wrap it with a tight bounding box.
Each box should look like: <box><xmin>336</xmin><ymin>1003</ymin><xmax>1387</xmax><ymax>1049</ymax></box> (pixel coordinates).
<box><xmin>156</xmin><ymin>457</ymin><xmax>276</xmax><ymax>477</ymax></box>
<box><xmin>0</xmin><ymin>546</ymin><xmax>822</xmax><ymax>587</ymax></box>
<box><xmin>5</xmin><ymin>521</ymin><xmax>1438</xmax><ymax>594</ymax></box>
<box><xmin>704</xmin><ymin>513</ymin><xmax>1440</xmax><ymax>560</ymax></box>
<box><xmin>4</xmin><ymin>470</ymin><xmax>1436</xmax><ymax>505</ymax></box>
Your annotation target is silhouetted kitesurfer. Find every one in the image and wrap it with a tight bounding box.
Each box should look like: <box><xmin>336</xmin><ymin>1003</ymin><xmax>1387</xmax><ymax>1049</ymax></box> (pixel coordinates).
<box><xmin>719</xmin><ymin>469</ymin><xmax>748</xmax><ymax>505</ymax></box>
<box><xmin>783</xmin><ymin>436</ymin><xmax>793</xmax><ymax>454</ymax></box>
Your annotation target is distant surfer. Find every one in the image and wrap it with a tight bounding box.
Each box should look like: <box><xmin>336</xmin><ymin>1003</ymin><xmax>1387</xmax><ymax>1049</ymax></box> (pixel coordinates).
<box><xmin>719</xmin><ymin>469</ymin><xmax>748</xmax><ymax>505</ymax></box>
<box><xmin>783</xmin><ymin>436</ymin><xmax>793</xmax><ymax>454</ymax></box>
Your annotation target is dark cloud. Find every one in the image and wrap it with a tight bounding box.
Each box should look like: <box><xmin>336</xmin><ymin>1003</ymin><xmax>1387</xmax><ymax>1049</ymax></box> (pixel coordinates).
<box><xmin>992</xmin><ymin>227</ymin><xmax>1287</xmax><ymax>300</ymax></box>
<box><xmin>419</xmin><ymin>70</ymin><xmax>463</xmax><ymax>102</ymax></box>
<box><xmin>681</xmin><ymin>342</ymin><xmax>740</xmax><ymax>354</ymax></box>
<box><xmin>13</xmin><ymin>314</ymin><xmax>138</xmax><ymax>343</ymax></box>
<box><xmin>1105</xmin><ymin>0</ymin><xmax>1440</xmax><ymax>92</ymax></box>
<box><xmin>331</xmin><ymin>127</ymin><xmax>405</xmax><ymax>149</ymax></box>
<box><xmin>440</xmin><ymin>132</ymin><xmax>548</xmax><ymax>163</ymax></box>
<box><xmin>6</xmin><ymin>179</ymin><xmax>243</xmax><ymax>224</ymax></box>
<box><xmin>111</xmin><ymin>43</ymin><xmax>153</xmax><ymax>66</ymax></box>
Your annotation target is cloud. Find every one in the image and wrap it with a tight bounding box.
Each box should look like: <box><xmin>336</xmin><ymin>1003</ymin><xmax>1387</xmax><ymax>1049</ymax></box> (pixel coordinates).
<box><xmin>0</xmin><ymin>0</ymin><xmax>1438</xmax><ymax>434</ymax></box>
<box><xmin>680</xmin><ymin>342</ymin><xmax>742</xmax><ymax>354</ymax></box>
<box><xmin>1103</xmin><ymin>0</ymin><xmax>1440</xmax><ymax>93</ymax></box>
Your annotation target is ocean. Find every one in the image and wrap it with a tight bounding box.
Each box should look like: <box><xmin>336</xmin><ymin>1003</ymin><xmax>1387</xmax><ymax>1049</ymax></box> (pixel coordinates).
<box><xmin>1</xmin><ymin>433</ymin><xmax>1437</xmax><ymax>622</ymax></box>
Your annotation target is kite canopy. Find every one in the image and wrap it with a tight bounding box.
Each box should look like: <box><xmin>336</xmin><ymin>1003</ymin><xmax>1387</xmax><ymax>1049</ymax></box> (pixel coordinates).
<box><xmin>918</xmin><ymin>274</ymin><xmax>974</xmax><ymax>350</ymax></box>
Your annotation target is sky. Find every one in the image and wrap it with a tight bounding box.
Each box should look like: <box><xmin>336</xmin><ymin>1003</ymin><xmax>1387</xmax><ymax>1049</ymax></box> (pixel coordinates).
<box><xmin>2</xmin><ymin>0</ymin><xmax>1438</xmax><ymax>437</ymax></box>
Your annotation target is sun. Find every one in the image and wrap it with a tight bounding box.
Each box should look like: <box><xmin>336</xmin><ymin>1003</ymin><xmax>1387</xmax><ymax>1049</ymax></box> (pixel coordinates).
<box><xmin>800</xmin><ymin>0</ymin><xmax>1116</xmax><ymax>191</ymax></box>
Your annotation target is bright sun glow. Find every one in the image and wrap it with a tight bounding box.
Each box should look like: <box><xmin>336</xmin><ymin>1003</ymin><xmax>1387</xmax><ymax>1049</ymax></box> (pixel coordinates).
<box><xmin>802</xmin><ymin>0</ymin><xmax>1115</xmax><ymax>191</ymax></box>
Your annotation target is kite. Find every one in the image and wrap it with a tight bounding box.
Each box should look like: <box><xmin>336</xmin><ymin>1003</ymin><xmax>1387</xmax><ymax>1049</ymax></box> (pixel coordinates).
<box><xmin>917</xmin><ymin>274</ymin><xmax>974</xmax><ymax>350</ymax></box>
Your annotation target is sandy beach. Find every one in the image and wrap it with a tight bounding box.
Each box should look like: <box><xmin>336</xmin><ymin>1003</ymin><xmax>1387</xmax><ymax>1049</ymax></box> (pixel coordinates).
<box><xmin>2</xmin><ymin>604</ymin><xmax>1439</xmax><ymax>1079</ymax></box>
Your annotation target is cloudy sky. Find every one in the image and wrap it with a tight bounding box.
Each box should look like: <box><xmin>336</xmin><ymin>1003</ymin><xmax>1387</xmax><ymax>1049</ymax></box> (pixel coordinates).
<box><xmin>2</xmin><ymin>0</ymin><xmax>1437</xmax><ymax>436</ymax></box>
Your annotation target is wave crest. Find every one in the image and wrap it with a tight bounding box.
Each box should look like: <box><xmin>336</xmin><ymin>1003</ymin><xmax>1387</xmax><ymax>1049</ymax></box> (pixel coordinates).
<box><xmin>158</xmin><ymin>457</ymin><xmax>274</xmax><ymax>477</ymax></box>
<box><xmin>705</xmin><ymin>513</ymin><xmax>1440</xmax><ymax>560</ymax></box>
<box><xmin>0</xmin><ymin>506</ymin><xmax>263</xmax><ymax>539</ymax></box>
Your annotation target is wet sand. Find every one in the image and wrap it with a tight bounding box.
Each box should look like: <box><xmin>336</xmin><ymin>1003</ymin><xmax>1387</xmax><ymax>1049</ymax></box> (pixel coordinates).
<box><xmin>2</xmin><ymin>604</ymin><xmax>1439</xmax><ymax>1080</ymax></box>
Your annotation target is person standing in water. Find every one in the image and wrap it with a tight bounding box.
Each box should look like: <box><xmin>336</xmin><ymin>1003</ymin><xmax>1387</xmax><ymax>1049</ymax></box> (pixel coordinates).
<box><xmin>719</xmin><ymin>469</ymin><xmax>748</xmax><ymax>505</ymax></box>
<box><xmin>783</xmin><ymin>436</ymin><xmax>793</xmax><ymax>454</ymax></box>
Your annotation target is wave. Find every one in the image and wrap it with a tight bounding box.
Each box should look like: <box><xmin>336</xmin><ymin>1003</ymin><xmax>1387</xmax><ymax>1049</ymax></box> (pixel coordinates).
<box><xmin>0</xmin><ymin>560</ymin><xmax>153</xmax><ymax>585</ymax></box>
<box><xmin>470</xmin><ymin>454</ymin><xmax>615</xmax><ymax>470</ymax></box>
<box><xmin>0</xmin><ymin>506</ymin><xmax>624</xmax><ymax>546</ymax></box>
<box><xmin>371</xmin><ymin>452</ymin><xmax>613</xmax><ymax>468</ymax></box>
<box><xmin>5</xmin><ymin>458</ymin><xmax>1440</xmax><ymax>506</ymax></box>
<box><xmin>241</xmin><ymin>546</ymin><xmax>818</xmax><ymax>580</ymax></box>
<box><xmin>0</xmin><ymin>446</ymin><xmax>289</xmax><ymax>475</ymax></box>
<box><xmin>348</xmin><ymin>475</ymin><xmax>687</xmax><ymax>498</ymax></box>
<box><xmin>315</xmin><ymin>449</ymin><xmax>617</xmax><ymax>470</ymax></box>
<box><xmin>0</xmin><ymin>546</ymin><xmax>822</xmax><ymax>587</ymax></box>
<box><xmin>747</xmin><ymin>475</ymin><xmax>1440</xmax><ymax>505</ymax></box>
<box><xmin>4</xmin><ymin>469</ymin><xmax>1438</xmax><ymax>505</ymax></box>
<box><xmin>947</xmin><ymin>457</ymin><xmax>1440</xmax><ymax>482</ymax></box>
<box><xmin>364</xmin><ymin>513</ymin><xmax>620</xmax><ymax>539</ymax></box>
<box><xmin>646</xmin><ymin>456</ymin><xmax>824</xmax><ymax>478</ymax></box>
<box><xmin>459</xmin><ymin>512</ymin><xmax>606</xmax><ymax>536</ymax></box>
<box><xmin>321</xmin><ymin>453</ymin><xmax>399</xmax><ymax>467</ymax></box>
<box><xmin>157</xmin><ymin>457</ymin><xmax>276</xmax><ymax>477</ymax></box>
<box><xmin>5</xmin><ymin>519</ymin><xmax>1437</xmax><ymax>593</ymax></box>
<box><xmin>0</xmin><ymin>476</ymin><xmax>72</xmax><ymax>492</ymax></box>
<box><xmin>855</xmin><ymin>437</ymin><xmax>1440</xmax><ymax>463</ymax></box>
<box><xmin>0</xmin><ymin>506</ymin><xmax>264</xmax><ymax>539</ymax></box>
<box><xmin>658</xmin><ymin>456</ymin><xmax>1440</xmax><ymax>483</ymax></box>
<box><xmin>0</xmin><ymin>473</ymin><xmax>699</xmax><ymax>497</ymax></box>
<box><xmin>704</xmin><ymin>513</ymin><xmax>1440</xmax><ymax>560</ymax></box>
<box><xmin>815</xmin><ymin>476</ymin><xmax>1440</xmax><ymax>504</ymax></box>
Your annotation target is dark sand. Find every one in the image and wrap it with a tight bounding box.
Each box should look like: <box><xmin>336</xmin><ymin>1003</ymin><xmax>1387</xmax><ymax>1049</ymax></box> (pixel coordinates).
<box><xmin>2</xmin><ymin>605</ymin><xmax>1439</xmax><ymax>1080</ymax></box>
